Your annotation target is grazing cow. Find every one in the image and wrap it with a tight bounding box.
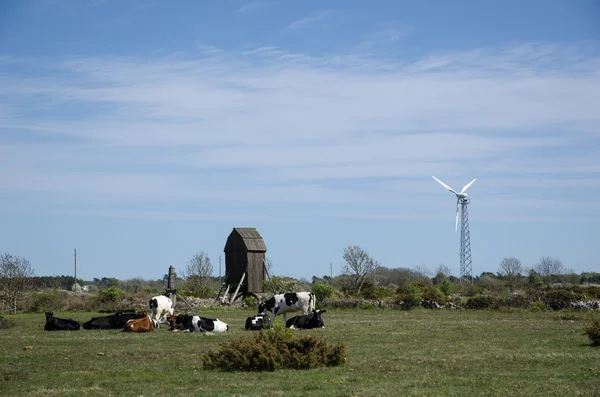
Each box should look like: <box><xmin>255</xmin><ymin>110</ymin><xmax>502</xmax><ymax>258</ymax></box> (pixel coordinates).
<box><xmin>285</xmin><ymin>309</ymin><xmax>326</xmax><ymax>330</ymax></box>
<box><xmin>148</xmin><ymin>295</ymin><xmax>174</xmax><ymax>325</ymax></box>
<box><xmin>44</xmin><ymin>312</ymin><xmax>80</xmax><ymax>331</ymax></box>
<box><xmin>245</xmin><ymin>311</ymin><xmax>272</xmax><ymax>331</ymax></box>
<box><xmin>258</xmin><ymin>292</ymin><xmax>316</xmax><ymax>322</ymax></box>
<box><xmin>82</xmin><ymin>311</ymin><xmax>145</xmax><ymax>330</ymax></box>
<box><xmin>172</xmin><ymin>313</ymin><xmax>228</xmax><ymax>333</ymax></box>
<box><xmin>122</xmin><ymin>312</ymin><xmax>157</xmax><ymax>333</ymax></box>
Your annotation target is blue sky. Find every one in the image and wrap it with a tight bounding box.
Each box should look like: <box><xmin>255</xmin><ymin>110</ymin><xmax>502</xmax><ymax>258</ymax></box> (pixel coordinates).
<box><xmin>1</xmin><ymin>0</ymin><xmax>599</xmax><ymax>282</ymax></box>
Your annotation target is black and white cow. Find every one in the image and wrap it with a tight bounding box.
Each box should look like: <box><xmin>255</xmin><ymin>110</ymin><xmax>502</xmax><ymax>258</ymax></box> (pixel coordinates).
<box><xmin>44</xmin><ymin>312</ymin><xmax>80</xmax><ymax>331</ymax></box>
<box><xmin>173</xmin><ymin>314</ymin><xmax>228</xmax><ymax>333</ymax></box>
<box><xmin>285</xmin><ymin>309</ymin><xmax>326</xmax><ymax>330</ymax></box>
<box><xmin>245</xmin><ymin>311</ymin><xmax>272</xmax><ymax>331</ymax></box>
<box><xmin>258</xmin><ymin>292</ymin><xmax>316</xmax><ymax>322</ymax></box>
<box><xmin>149</xmin><ymin>295</ymin><xmax>174</xmax><ymax>326</ymax></box>
<box><xmin>82</xmin><ymin>311</ymin><xmax>145</xmax><ymax>330</ymax></box>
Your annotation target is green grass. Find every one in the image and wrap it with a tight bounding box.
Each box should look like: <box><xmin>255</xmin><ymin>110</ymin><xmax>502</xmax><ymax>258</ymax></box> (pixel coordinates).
<box><xmin>1</xmin><ymin>308</ymin><xmax>599</xmax><ymax>396</ymax></box>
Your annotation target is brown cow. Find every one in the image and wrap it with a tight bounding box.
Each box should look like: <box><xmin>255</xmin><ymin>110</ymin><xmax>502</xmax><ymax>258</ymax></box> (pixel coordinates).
<box><xmin>166</xmin><ymin>314</ymin><xmax>183</xmax><ymax>332</ymax></box>
<box><xmin>122</xmin><ymin>312</ymin><xmax>157</xmax><ymax>333</ymax></box>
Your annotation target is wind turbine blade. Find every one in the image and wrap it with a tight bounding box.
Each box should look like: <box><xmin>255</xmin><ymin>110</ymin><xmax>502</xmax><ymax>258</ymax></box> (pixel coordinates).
<box><xmin>460</xmin><ymin>178</ymin><xmax>477</xmax><ymax>194</ymax></box>
<box><xmin>455</xmin><ymin>201</ymin><xmax>460</xmax><ymax>232</ymax></box>
<box><xmin>432</xmin><ymin>176</ymin><xmax>458</xmax><ymax>195</ymax></box>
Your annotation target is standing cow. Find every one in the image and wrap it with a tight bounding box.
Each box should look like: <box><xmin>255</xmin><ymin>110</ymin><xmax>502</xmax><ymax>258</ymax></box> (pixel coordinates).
<box><xmin>258</xmin><ymin>292</ymin><xmax>316</xmax><ymax>323</ymax></box>
<box><xmin>149</xmin><ymin>295</ymin><xmax>174</xmax><ymax>326</ymax></box>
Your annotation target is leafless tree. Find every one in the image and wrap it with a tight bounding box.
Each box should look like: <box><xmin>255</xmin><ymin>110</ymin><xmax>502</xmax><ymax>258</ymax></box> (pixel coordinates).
<box><xmin>498</xmin><ymin>257</ymin><xmax>523</xmax><ymax>289</ymax></box>
<box><xmin>342</xmin><ymin>245</ymin><xmax>380</xmax><ymax>294</ymax></box>
<box><xmin>0</xmin><ymin>253</ymin><xmax>35</xmax><ymax>314</ymax></box>
<box><xmin>184</xmin><ymin>251</ymin><xmax>214</xmax><ymax>297</ymax></box>
<box><xmin>534</xmin><ymin>256</ymin><xmax>564</xmax><ymax>277</ymax></box>
<box><xmin>412</xmin><ymin>264</ymin><xmax>432</xmax><ymax>283</ymax></box>
<box><xmin>434</xmin><ymin>264</ymin><xmax>452</xmax><ymax>278</ymax></box>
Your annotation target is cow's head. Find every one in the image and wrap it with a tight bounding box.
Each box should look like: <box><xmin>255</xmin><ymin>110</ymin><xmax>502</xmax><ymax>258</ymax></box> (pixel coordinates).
<box><xmin>311</xmin><ymin>309</ymin><xmax>326</xmax><ymax>327</ymax></box>
<box><xmin>257</xmin><ymin>297</ymin><xmax>275</xmax><ymax>315</ymax></box>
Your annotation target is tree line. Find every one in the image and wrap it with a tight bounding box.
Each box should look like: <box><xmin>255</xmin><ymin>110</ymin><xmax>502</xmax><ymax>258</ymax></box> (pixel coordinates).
<box><xmin>1</xmin><ymin>248</ymin><xmax>599</xmax><ymax>314</ymax></box>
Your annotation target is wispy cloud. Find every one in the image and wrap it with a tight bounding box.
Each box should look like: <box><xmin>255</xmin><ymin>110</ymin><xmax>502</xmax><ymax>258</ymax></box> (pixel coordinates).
<box><xmin>1</xmin><ymin>42</ymin><xmax>599</xmax><ymax>222</ymax></box>
<box><xmin>288</xmin><ymin>11</ymin><xmax>330</xmax><ymax>30</ymax></box>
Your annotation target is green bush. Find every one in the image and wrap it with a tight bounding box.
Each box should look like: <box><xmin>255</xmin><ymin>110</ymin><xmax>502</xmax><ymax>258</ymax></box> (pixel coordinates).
<box><xmin>0</xmin><ymin>316</ymin><xmax>15</xmax><ymax>329</ymax></box>
<box><xmin>31</xmin><ymin>290</ymin><xmax>61</xmax><ymax>312</ymax></box>
<box><xmin>98</xmin><ymin>287</ymin><xmax>125</xmax><ymax>304</ymax></box>
<box><xmin>361</xmin><ymin>285</ymin><xmax>395</xmax><ymax>300</ymax></box>
<box><xmin>503</xmin><ymin>294</ymin><xmax>531</xmax><ymax>309</ymax></box>
<box><xmin>421</xmin><ymin>285</ymin><xmax>446</xmax><ymax>304</ymax></box>
<box><xmin>202</xmin><ymin>323</ymin><xmax>346</xmax><ymax>371</ymax></box>
<box><xmin>465</xmin><ymin>295</ymin><xmax>500</xmax><ymax>310</ymax></box>
<box><xmin>542</xmin><ymin>289</ymin><xmax>579</xmax><ymax>310</ymax></box>
<box><xmin>311</xmin><ymin>282</ymin><xmax>334</xmax><ymax>302</ymax></box>
<box><xmin>583</xmin><ymin>315</ymin><xmax>600</xmax><ymax>346</ymax></box>
<box><xmin>440</xmin><ymin>279</ymin><xmax>452</xmax><ymax>296</ymax></box>
<box><xmin>395</xmin><ymin>283</ymin><xmax>424</xmax><ymax>309</ymax></box>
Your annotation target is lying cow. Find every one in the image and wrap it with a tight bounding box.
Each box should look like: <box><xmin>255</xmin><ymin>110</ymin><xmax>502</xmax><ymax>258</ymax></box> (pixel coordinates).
<box><xmin>258</xmin><ymin>292</ymin><xmax>316</xmax><ymax>322</ymax></box>
<box><xmin>44</xmin><ymin>312</ymin><xmax>80</xmax><ymax>331</ymax></box>
<box><xmin>171</xmin><ymin>313</ymin><xmax>228</xmax><ymax>333</ymax></box>
<box><xmin>245</xmin><ymin>311</ymin><xmax>272</xmax><ymax>331</ymax></box>
<box><xmin>82</xmin><ymin>311</ymin><xmax>145</xmax><ymax>330</ymax></box>
<box><xmin>149</xmin><ymin>295</ymin><xmax>174</xmax><ymax>326</ymax></box>
<box><xmin>285</xmin><ymin>309</ymin><xmax>326</xmax><ymax>330</ymax></box>
<box><xmin>122</xmin><ymin>312</ymin><xmax>158</xmax><ymax>333</ymax></box>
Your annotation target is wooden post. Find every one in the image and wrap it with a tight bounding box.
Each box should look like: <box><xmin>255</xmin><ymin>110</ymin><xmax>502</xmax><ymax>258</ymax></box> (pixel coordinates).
<box><xmin>231</xmin><ymin>272</ymin><xmax>246</xmax><ymax>304</ymax></box>
<box><xmin>166</xmin><ymin>265</ymin><xmax>177</xmax><ymax>307</ymax></box>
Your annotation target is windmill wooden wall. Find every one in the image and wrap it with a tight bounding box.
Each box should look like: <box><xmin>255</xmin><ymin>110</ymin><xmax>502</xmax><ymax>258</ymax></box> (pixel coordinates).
<box><xmin>223</xmin><ymin>227</ymin><xmax>267</xmax><ymax>293</ymax></box>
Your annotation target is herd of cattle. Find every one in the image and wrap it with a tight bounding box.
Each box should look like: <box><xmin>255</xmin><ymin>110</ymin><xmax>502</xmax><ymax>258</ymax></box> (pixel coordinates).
<box><xmin>43</xmin><ymin>292</ymin><xmax>327</xmax><ymax>333</ymax></box>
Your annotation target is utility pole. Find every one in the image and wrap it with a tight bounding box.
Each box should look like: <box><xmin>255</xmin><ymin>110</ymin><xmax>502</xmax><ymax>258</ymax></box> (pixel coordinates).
<box><xmin>330</xmin><ymin>262</ymin><xmax>332</xmax><ymax>280</ymax></box>
<box><xmin>219</xmin><ymin>256</ymin><xmax>222</xmax><ymax>281</ymax></box>
<box><xmin>74</xmin><ymin>248</ymin><xmax>77</xmax><ymax>284</ymax></box>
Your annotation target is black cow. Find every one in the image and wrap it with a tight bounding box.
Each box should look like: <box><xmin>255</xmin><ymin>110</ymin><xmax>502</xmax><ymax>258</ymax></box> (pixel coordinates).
<box><xmin>82</xmin><ymin>311</ymin><xmax>145</xmax><ymax>330</ymax></box>
<box><xmin>173</xmin><ymin>314</ymin><xmax>228</xmax><ymax>333</ymax></box>
<box><xmin>245</xmin><ymin>311</ymin><xmax>272</xmax><ymax>331</ymax></box>
<box><xmin>285</xmin><ymin>309</ymin><xmax>326</xmax><ymax>330</ymax></box>
<box><xmin>44</xmin><ymin>312</ymin><xmax>80</xmax><ymax>331</ymax></box>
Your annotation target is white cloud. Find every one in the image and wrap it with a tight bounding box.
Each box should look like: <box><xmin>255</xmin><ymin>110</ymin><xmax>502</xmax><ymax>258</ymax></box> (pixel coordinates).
<box><xmin>288</xmin><ymin>11</ymin><xmax>330</xmax><ymax>30</ymax></box>
<box><xmin>1</xmin><ymin>42</ymin><xmax>599</xmax><ymax>221</ymax></box>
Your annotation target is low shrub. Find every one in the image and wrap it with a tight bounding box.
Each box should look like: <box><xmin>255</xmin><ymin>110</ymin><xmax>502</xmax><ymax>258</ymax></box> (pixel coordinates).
<box><xmin>503</xmin><ymin>294</ymin><xmax>531</xmax><ymax>309</ymax></box>
<box><xmin>31</xmin><ymin>290</ymin><xmax>61</xmax><ymax>312</ymax></box>
<box><xmin>98</xmin><ymin>287</ymin><xmax>125</xmax><ymax>304</ymax></box>
<box><xmin>202</xmin><ymin>324</ymin><xmax>346</xmax><ymax>371</ymax></box>
<box><xmin>583</xmin><ymin>315</ymin><xmax>600</xmax><ymax>346</ymax></box>
<box><xmin>311</xmin><ymin>282</ymin><xmax>334</xmax><ymax>302</ymax></box>
<box><xmin>465</xmin><ymin>295</ymin><xmax>500</xmax><ymax>310</ymax></box>
<box><xmin>0</xmin><ymin>316</ymin><xmax>15</xmax><ymax>329</ymax></box>
<box><xmin>421</xmin><ymin>285</ymin><xmax>446</xmax><ymax>304</ymax></box>
<box><xmin>542</xmin><ymin>289</ymin><xmax>580</xmax><ymax>310</ymax></box>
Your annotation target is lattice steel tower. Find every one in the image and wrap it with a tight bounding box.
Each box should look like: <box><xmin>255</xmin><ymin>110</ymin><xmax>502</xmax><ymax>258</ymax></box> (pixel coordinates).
<box><xmin>459</xmin><ymin>198</ymin><xmax>472</xmax><ymax>282</ymax></box>
<box><xmin>432</xmin><ymin>176</ymin><xmax>477</xmax><ymax>283</ymax></box>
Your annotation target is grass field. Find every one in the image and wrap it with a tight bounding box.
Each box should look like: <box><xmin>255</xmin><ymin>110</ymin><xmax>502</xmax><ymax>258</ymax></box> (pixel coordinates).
<box><xmin>1</xmin><ymin>308</ymin><xmax>599</xmax><ymax>396</ymax></box>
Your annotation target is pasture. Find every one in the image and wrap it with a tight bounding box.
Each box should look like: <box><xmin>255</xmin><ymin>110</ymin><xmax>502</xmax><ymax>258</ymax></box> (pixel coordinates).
<box><xmin>1</xmin><ymin>308</ymin><xmax>599</xmax><ymax>396</ymax></box>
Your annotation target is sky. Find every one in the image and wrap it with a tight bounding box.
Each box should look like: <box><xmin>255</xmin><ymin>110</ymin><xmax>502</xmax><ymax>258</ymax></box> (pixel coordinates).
<box><xmin>1</xmin><ymin>0</ymin><xmax>599</xmax><ymax>282</ymax></box>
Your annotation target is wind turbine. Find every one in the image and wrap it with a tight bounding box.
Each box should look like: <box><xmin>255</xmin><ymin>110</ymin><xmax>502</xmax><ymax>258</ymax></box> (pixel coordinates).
<box><xmin>432</xmin><ymin>176</ymin><xmax>477</xmax><ymax>282</ymax></box>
